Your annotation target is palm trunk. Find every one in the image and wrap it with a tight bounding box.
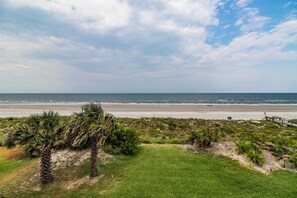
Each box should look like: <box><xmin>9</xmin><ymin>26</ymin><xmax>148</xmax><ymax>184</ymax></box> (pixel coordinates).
<box><xmin>90</xmin><ymin>138</ymin><xmax>99</xmax><ymax>177</ymax></box>
<box><xmin>40</xmin><ymin>146</ymin><xmax>52</xmax><ymax>184</ymax></box>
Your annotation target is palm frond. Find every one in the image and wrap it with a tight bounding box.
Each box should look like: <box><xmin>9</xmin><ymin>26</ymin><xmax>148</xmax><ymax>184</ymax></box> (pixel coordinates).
<box><xmin>4</xmin><ymin>111</ymin><xmax>62</xmax><ymax>153</ymax></box>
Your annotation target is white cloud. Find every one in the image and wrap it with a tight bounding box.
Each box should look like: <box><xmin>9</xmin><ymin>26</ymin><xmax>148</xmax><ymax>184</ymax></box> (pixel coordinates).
<box><xmin>0</xmin><ymin>30</ymin><xmax>118</xmax><ymax>79</ymax></box>
<box><xmin>162</xmin><ymin>0</ymin><xmax>221</xmax><ymax>26</ymax></box>
<box><xmin>4</xmin><ymin>0</ymin><xmax>223</xmax><ymax>59</ymax></box>
<box><xmin>236</xmin><ymin>0</ymin><xmax>252</xmax><ymax>8</ymax></box>
<box><xmin>1</xmin><ymin>1</ymin><xmax>297</xmax><ymax>92</ymax></box>
<box><xmin>198</xmin><ymin>19</ymin><xmax>297</xmax><ymax>67</ymax></box>
<box><xmin>5</xmin><ymin>0</ymin><xmax>222</xmax><ymax>33</ymax></box>
<box><xmin>5</xmin><ymin>0</ymin><xmax>132</xmax><ymax>32</ymax></box>
<box><xmin>284</xmin><ymin>1</ymin><xmax>297</xmax><ymax>8</ymax></box>
<box><xmin>236</xmin><ymin>8</ymin><xmax>270</xmax><ymax>32</ymax></box>
<box><xmin>135</xmin><ymin>0</ymin><xmax>222</xmax><ymax>36</ymax></box>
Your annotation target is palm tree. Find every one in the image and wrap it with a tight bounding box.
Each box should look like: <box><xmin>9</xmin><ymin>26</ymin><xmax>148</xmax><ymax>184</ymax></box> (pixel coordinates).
<box><xmin>66</xmin><ymin>103</ymin><xmax>116</xmax><ymax>177</ymax></box>
<box><xmin>4</xmin><ymin>111</ymin><xmax>61</xmax><ymax>184</ymax></box>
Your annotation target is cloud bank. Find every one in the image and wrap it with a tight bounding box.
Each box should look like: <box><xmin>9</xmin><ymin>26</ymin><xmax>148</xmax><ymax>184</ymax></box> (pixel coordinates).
<box><xmin>0</xmin><ymin>0</ymin><xmax>296</xmax><ymax>92</ymax></box>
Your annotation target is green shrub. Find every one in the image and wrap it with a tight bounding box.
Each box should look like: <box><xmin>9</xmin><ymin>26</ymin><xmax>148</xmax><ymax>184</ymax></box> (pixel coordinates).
<box><xmin>140</xmin><ymin>137</ymin><xmax>152</xmax><ymax>144</ymax></box>
<box><xmin>290</xmin><ymin>119</ymin><xmax>297</xmax><ymax>125</ymax></box>
<box><xmin>269</xmin><ymin>136</ymin><xmax>293</xmax><ymax>158</ymax></box>
<box><xmin>246</xmin><ymin>149</ymin><xmax>265</xmax><ymax>166</ymax></box>
<box><xmin>236</xmin><ymin>140</ymin><xmax>265</xmax><ymax>166</ymax></box>
<box><xmin>237</xmin><ymin>132</ymin><xmax>265</xmax><ymax>144</ymax></box>
<box><xmin>271</xmin><ymin>136</ymin><xmax>294</xmax><ymax>148</ymax></box>
<box><xmin>290</xmin><ymin>152</ymin><xmax>297</xmax><ymax>167</ymax></box>
<box><xmin>3</xmin><ymin>132</ymin><xmax>15</xmax><ymax>148</ymax></box>
<box><xmin>271</xmin><ymin>144</ymin><xmax>285</xmax><ymax>158</ymax></box>
<box><xmin>104</xmin><ymin>127</ymin><xmax>140</xmax><ymax>155</ymax></box>
<box><xmin>236</xmin><ymin>140</ymin><xmax>254</xmax><ymax>154</ymax></box>
<box><xmin>189</xmin><ymin>128</ymin><xmax>221</xmax><ymax>148</ymax></box>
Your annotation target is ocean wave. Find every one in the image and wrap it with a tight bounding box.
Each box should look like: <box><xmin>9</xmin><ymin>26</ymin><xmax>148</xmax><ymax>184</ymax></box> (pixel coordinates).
<box><xmin>1</xmin><ymin>93</ymin><xmax>297</xmax><ymax>104</ymax></box>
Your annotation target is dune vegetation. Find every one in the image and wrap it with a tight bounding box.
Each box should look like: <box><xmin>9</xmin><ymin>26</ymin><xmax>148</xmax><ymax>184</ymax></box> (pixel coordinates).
<box><xmin>1</xmin><ymin>112</ymin><xmax>297</xmax><ymax>197</ymax></box>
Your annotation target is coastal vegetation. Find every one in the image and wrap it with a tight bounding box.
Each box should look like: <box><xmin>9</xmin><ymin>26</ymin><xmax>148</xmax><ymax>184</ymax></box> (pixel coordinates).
<box><xmin>65</xmin><ymin>103</ymin><xmax>116</xmax><ymax>177</ymax></box>
<box><xmin>0</xmin><ymin>112</ymin><xmax>297</xmax><ymax>197</ymax></box>
<box><xmin>188</xmin><ymin>128</ymin><xmax>221</xmax><ymax>149</ymax></box>
<box><xmin>4</xmin><ymin>112</ymin><xmax>62</xmax><ymax>184</ymax></box>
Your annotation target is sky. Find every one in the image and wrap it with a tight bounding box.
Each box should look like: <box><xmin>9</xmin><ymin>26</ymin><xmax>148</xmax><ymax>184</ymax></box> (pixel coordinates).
<box><xmin>0</xmin><ymin>0</ymin><xmax>296</xmax><ymax>93</ymax></box>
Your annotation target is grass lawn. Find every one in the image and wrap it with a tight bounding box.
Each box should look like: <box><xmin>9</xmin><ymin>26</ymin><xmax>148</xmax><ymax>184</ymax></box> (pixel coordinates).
<box><xmin>0</xmin><ymin>157</ymin><xmax>31</xmax><ymax>176</ymax></box>
<box><xmin>0</xmin><ymin>148</ymin><xmax>35</xmax><ymax>197</ymax></box>
<box><xmin>0</xmin><ymin>148</ymin><xmax>31</xmax><ymax>177</ymax></box>
<box><xmin>2</xmin><ymin>145</ymin><xmax>297</xmax><ymax>198</ymax></box>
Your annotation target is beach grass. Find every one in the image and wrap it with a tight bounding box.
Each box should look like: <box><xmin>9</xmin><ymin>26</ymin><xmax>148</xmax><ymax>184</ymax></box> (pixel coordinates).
<box><xmin>1</xmin><ymin>145</ymin><xmax>297</xmax><ymax>197</ymax></box>
<box><xmin>1</xmin><ymin>117</ymin><xmax>297</xmax><ymax>148</ymax></box>
<box><xmin>117</xmin><ymin>118</ymin><xmax>297</xmax><ymax>144</ymax></box>
<box><xmin>291</xmin><ymin>119</ymin><xmax>297</xmax><ymax>124</ymax></box>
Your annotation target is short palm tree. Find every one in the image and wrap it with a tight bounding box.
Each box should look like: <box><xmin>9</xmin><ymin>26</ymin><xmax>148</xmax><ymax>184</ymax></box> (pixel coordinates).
<box><xmin>66</xmin><ymin>103</ymin><xmax>116</xmax><ymax>177</ymax></box>
<box><xmin>4</xmin><ymin>111</ymin><xmax>61</xmax><ymax>184</ymax></box>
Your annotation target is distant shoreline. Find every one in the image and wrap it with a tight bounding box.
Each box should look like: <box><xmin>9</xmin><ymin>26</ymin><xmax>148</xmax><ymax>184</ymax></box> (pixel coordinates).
<box><xmin>1</xmin><ymin>102</ymin><xmax>297</xmax><ymax>105</ymax></box>
<box><xmin>0</xmin><ymin>103</ymin><xmax>297</xmax><ymax>120</ymax></box>
<box><xmin>1</xmin><ymin>93</ymin><xmax>297</xmax><ymax>105</ymax></box>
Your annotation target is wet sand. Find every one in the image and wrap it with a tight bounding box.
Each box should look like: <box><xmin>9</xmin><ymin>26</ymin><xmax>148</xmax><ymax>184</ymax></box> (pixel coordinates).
<box><xmin>0</xmin><ymin>103</ymin><xmax>297</xmax><ymax>120</ymax></box>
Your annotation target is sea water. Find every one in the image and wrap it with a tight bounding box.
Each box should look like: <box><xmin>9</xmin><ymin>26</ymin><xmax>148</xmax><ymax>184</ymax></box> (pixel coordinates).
<box><xmin>0</xmin><ymin>93</ymin><xmax>297</xmax><ymax>104</ymax></box>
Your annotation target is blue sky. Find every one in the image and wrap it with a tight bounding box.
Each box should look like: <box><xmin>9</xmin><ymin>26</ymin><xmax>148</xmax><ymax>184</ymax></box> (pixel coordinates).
<box><xmin>0</xmin><ymin>0</ymin><xmax>296</xmax><ymax>93</ymax></box>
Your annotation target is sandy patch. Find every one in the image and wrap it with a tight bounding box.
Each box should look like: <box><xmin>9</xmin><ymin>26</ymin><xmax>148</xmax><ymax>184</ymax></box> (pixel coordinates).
<box><xmin>63</xmin><ymin>175</ymin><xmax>101</xmax><ymax>190</ymax></box>
<box><xmin>19</xmin><ymin>149</ymin><xmax>113</xmax><ymax>191</ymax></box>
<box><xmin>51</xmin><ymin>149</ymin><xmax>90</xmax><ymax>170</ymax></box>
<box><xmin>209</xmin><ymin>141</ymin><xmax>252</xmax><ymax>167</ymax></box>
<box><xmin>210</xmin><ymin>141</ymin><xmax>297</xmax><ymax>174</ymax></box>
<box><xmin>184</xmin><ymin>141</ymin><xmax>296</xmax><ymax>174</ymax></box>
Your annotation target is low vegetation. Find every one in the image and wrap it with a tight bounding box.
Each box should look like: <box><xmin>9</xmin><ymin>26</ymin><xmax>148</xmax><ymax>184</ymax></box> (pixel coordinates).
<box><xmin>236</xmin><ymin>139</ymin><xmax>265</xmax><ymax>166</ymax></box>
<box><xmin>290</xmin><ymin>119</ymin><xmax>297</xmax><ymax>124</ymax></box>
<box><xmin>290</xmin><ymin>152</ymin><xmax>297</xmax><ymax>167</ymax></box>
<box><xmin>1</xmin><ymin>112</ymin><xmax>297</xmax><ymax>197</ymax></box>
<box><xmin>189</xmin><ymin>128</ymin><xmax>221</xmax><ymax>149</ymax></box>
<box><xmin>104</xmin><ymin>127</ymin><xmax>140</xmax><ymax>155</ymax></box>
<box><xmin>1</xmin><ymin>145</ymin><xmax>297</xmax><ymax>198</ymax></box>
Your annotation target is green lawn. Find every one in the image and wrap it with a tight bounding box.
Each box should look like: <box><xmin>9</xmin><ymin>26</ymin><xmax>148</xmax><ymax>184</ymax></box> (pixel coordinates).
<box><xmin>0</xmin><ymin>157</ymin><xmax>30</xmax><ymax>176</ymax></box>
<box><xmin>0</xmin><ymin>153</ymin><xmax>34</xmax><ymax>197</ymax></box>
<box><xmin>0</xmin><ymin>150</ymin><xmax>31</xmax><ymax>177</ymax></box>
<box><xmin>3</xmin><ymin>145</ymin><xmax>297</xmax><ymax>198</ymax></box>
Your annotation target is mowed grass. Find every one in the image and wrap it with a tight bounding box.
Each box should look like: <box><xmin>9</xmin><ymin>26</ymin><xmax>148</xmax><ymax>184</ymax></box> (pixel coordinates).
<box><xmin>0</xmin><ymin>148</ymin><xmax>31</xmax><ymax>177</ymax></box>
<box><xmin>0</xmin><ymin>148</ymin><xmax>35</xmax><ymax>197</ymax></box>
<box><xmin>5</xmin><ymin>145</ymin><xmax>297</xmax><ymax>198</ymax></box>
<box><xmin>90</xmin><ymin>145</ymin><xmax>297</xmax><ymax>198</ymax></box>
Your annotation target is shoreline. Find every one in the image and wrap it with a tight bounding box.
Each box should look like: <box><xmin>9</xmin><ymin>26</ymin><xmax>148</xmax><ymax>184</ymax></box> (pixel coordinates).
<box><xmin>1</xmin><ymin>102</ymin><xmax>297</xmax><ymax>105</ymax></box>
<box><xmin>0</xmin><ymin>103</ymin><xmax>297</xmax><ymax>120</ymax></box>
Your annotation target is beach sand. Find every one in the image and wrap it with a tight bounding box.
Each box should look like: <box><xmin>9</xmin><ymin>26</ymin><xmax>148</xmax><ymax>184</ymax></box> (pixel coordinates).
<box><xmin>1</xmin><ymin>103</ymin><xmax>297</xmax><ymax>120</ymax></box>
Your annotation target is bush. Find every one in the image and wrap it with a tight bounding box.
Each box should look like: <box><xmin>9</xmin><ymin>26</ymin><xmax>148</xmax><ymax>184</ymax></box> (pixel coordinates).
<box><xmin>3</xmin><ymin>132</ymin><xmax>15</xmax><ymax>148</ymax></box>
<box><xmin>3</xmin><ymin>131</ymin><xmax>40</xmax><ymax>157</ymax></box>
<box><xmin>189</xmin><ymin>128</ymin><xmax>221</xmax><ymax>148</ymax></box>
<box><xmin>290</xmin><ymin>119</ymin><xmax>297</xmax><ymax>125</ymax></box>
<box><xmin>270</xmin><ymin>136</ymin><xmax>293</xmax><ymax>159</ymax></box>
<box><xmin>236</xmin><ymin>140</ymin><xmax>254</xmax><ymax>154</ymax></box>
<box><xmin>236</xmin><ymin>132</ymin><xmax>265</xmax><ymax>144</ymax></box>
<box><xmin>104</xmin><ymin>127</ymin><xmax>140</xmax><ymax>155</ymax></box>
<box><xmin>271</xmin><ymin>144</ymin><xmax>285</xmax><ymax>159</ymax></box>
<box><xmin>290</xmin><ymin>152</ymin><xmax>297</xmax><ymax>167</ymax></box>
<box><xmin>246</xmin><ymin>149</ymin><xmax>265</xmax><ymax>166</ymax></box>
<box><xmin>236</xmin><ymin>140</ymin><xmax>265</xmax><ymax>166</ymax></box>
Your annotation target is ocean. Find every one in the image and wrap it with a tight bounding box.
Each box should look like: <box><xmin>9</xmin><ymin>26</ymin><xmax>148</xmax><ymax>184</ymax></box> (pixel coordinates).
<box><xmin>0</xmin><ymin>93</ymin><xmax>297</xmax><ymax>104</ymax></box>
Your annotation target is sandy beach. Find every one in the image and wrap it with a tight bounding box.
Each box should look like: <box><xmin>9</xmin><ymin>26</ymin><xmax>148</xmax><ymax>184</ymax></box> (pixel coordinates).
<box><xmin>1</xmin><ymin>103</ymin><xmax>297</xmax><ymax>120</ymax></box>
